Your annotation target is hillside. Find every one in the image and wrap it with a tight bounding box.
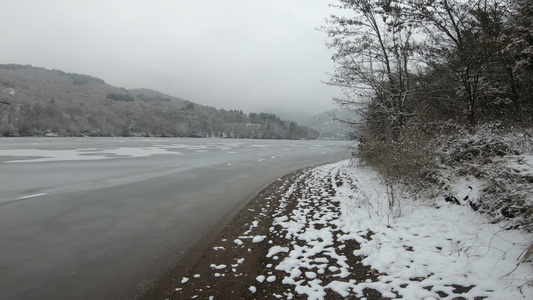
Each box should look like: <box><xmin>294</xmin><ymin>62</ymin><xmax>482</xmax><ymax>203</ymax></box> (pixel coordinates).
<box><xmin>0</xmin><ymin>64</ymin><xmax>318</xmax><ymax>139</ymax></box>
<box><xmin>304</xmin><ymin>108</ymin><xmax>361</xmax><ymax>140</ymax></box>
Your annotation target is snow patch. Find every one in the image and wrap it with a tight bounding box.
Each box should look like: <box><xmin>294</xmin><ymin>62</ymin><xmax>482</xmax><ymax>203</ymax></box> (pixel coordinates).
<box><xmin>266</xmin><ymin>246</ymin><xmax>289</xmax><ymax>258</ymax></box>
<box><xmin>252</xmin><ymin>235</ymin><xmax>267</xmax><ymax>243</ymax></box>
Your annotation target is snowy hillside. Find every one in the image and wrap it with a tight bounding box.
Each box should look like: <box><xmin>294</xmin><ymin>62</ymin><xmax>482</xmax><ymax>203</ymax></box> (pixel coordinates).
<box><xmin>0</xmin><ymin>64</ymin><xmax>317</xmax><ymax>139</ymax></box>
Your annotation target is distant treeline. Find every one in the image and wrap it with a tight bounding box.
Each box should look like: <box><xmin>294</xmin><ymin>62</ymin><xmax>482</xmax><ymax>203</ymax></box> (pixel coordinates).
<box><xmin>137</xmin><ymin>93</ymin><xmax>172</xmax><ymax>103</ymax></box>
<box><xmin>107</xmin><ymin>93</ymin><xmax>134</xmax><ymax>102</ymax></box>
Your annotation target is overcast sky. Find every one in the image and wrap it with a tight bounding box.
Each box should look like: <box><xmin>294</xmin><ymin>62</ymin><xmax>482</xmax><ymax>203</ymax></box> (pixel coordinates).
<box><xmin>1</xmin><ymin>0</ymin><xmax>341</xmax><ymax>121</ymax></box>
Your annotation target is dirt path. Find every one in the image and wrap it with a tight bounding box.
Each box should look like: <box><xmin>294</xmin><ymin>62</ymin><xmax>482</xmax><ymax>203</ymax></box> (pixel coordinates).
<box><xmin>140</xmin><ymin>166</ymin><xmax>382</xmax><ymax>300</ymax></box>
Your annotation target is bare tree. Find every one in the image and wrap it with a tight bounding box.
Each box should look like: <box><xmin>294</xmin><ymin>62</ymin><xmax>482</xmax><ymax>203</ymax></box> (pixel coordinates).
<box><xmin>323</xmin><ymin>0</ymin><xmax>420</xmax><ymax>140</ymax></box>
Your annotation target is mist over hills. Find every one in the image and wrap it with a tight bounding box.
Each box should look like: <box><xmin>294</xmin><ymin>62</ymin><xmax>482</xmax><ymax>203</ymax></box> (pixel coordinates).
<box><xmin>304</xmin><ymin>108</ymin><xmax>361</xmax><ymax>140</ymax></box>
<box><xmin>0</xmin><ymin>64</ymin><xmax>326</xmax><ymax>139</ymax></box>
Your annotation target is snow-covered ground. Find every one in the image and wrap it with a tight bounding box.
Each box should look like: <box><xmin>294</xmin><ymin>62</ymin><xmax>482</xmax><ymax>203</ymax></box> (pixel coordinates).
<box><xmin>258</xmin><ymin>160</ymin><xmax>533</xmax><ymax>299</ymax></box>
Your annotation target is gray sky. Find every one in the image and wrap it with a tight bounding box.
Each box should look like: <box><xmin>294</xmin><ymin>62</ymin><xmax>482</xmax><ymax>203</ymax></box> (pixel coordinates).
<box><xmin>1</xmin><ymin>0</ymin><xmax>340</xmax><ymax>121</ymax></box>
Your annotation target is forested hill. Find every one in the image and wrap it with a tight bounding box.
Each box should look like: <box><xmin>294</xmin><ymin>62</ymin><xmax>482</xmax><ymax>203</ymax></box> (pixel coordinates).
<box><xmin>0</xmin><ymin>64</ymin><xmax>319</xmax><ymax>139</ymax></box>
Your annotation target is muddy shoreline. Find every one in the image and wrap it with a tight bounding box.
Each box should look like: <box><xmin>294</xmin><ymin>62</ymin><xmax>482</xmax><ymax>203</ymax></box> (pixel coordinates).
<box><xmin>136</xmin><ymin>169</ymin><xmax>307</xmax><ymax>299</ymax></box>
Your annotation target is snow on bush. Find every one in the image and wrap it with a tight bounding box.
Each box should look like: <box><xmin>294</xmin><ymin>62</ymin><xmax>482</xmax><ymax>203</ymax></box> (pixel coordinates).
<box><xmin>432</xmin><ymin>125</ymin><xmax>533</xmax><ymax>231</ymax></box>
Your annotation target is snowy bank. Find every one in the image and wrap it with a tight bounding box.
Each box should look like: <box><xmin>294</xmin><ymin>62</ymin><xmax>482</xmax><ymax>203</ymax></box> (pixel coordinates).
<box><xmin>269</xmin><ymin>160</ymin><xmax>533</xmax><ymax>299</ymax></box>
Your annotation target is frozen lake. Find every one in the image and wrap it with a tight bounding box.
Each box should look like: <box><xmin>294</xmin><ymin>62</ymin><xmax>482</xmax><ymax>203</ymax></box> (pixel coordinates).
<box><xmin>0</xmin><ymin>137</ymin><xmax>350</xmax><ymax>299</ymax></box>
